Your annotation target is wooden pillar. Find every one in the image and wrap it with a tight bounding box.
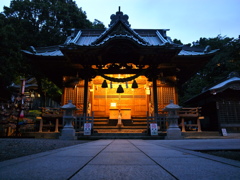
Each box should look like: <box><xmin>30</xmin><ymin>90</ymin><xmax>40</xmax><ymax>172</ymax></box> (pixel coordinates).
<box><xmin>83</xmin><ymin>77</ymin><xmax>89</xmax><ymax>115</ymax></box>
<box><xmin>55</xmin><ymin>118</ymin><xmax>59</xmax><ymax>133</ymax></box>
<box><xmin>152</xmin><ymin>77</ymin><xmax>158</xmax><ymax>116</ymax></box>
<box><xmin>37</xmin><ymin>117</ymin><xmax>43</xmax><ymax>132</ymax></box>
<box><xmin>197</xmin><ymin>116</ymin><xmax>203</xmax><ymax>132</ymax></box>
<box><xmin>7</xmin><ymin>126</ymin><xmax>12</xmax><ymax>136</ymax></box>
<box><xmin>181</xmin><ymin>117</ymin><xmax>186</xmax><ymax>132</ymax></box>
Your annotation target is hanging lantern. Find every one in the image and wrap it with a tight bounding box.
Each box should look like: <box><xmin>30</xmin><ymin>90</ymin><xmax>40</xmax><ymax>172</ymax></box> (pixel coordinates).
<box><xmin>110</xmin><ymin>81</ymin><xmax>113</xmax><ymax>88</ymax></box>
<box><xmin>116</xmin><ymin>85</ymin><xmax>124</xmax><ymax>93</ymax></box>
<box><xmin>126</xmin><ymin>81</ymin><xmax>128</xmax><ymax>88</ymax></box>
<box><xmin>101</xmin><ymin>80</ymin><xmax>108</xmax><ymax>88</ymax></box>
<box><xmin>132</xmin><ymin>80</ymin><xmax>138</xmax><ymax>88</ymax></box>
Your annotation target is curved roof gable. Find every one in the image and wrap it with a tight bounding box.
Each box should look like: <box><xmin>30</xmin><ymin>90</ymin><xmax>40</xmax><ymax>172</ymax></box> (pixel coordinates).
<box><xmin>91</xmin><ymin>9</ymin><xmax>149</xmax><ymax>46</ymax></box>
<box><xmin>64</xmin><ymin>8</ymin><xmax>174</xmax><ymax>47</ymax></box>
<box><xmin>209</xmin><ymin>74</ymin><xmax>240</xmax><ymax>93</ymax></box>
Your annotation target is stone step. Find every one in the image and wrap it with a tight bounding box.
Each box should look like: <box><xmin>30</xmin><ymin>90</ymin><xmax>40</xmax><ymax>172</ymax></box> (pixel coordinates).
<box><xmin>132</xmin><ymin>117</ymin><xmax>146</xmax><ymax>121</ymax></box>
<box><xmin>94</xmin><ymin>119</ymin><xmax>108</xmax><ymax>122</ymax></box>
<box><xmin>94</xmin><ymin>119</ymin><xmax>109</xmax><ymax>121</ymax></box>
<box><xmin>76</xmin><ymin>132</ymin><xmax>166</xmax><ymax>140</ymax></box>
<box><xmin>132</xmin><ymin>122</ymin><xmax>147</xmax><ymax>125</ymax></box>
<box><xmin>95</xmin><ymin>129</ymin><xmax>146</xmax><ymax>133</ymax></box>
<box><xmin>93</xmin><ymin>125</ymin><xmax>147</xmax><ymax>129</ymax></box>
<box><xmin>94</xmin><ymin>122</ymin><xmax>109</xmax><ymax>125</ymax></box>
<box><xmin>93</xmin><ymin>120</ymin><xmax>148</xmax><ymax>126</ymax></box>
<box><xmin>131</xmin><ymin>116</ymin><xmax>146</xmax><ymax>119</ymax></box>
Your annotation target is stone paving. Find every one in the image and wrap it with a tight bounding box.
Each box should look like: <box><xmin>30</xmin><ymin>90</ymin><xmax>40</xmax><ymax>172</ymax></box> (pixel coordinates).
<box><xmin>0</xmin><ymin>139</ymin><xmax>240</xmax><ymax>180</ymax></box>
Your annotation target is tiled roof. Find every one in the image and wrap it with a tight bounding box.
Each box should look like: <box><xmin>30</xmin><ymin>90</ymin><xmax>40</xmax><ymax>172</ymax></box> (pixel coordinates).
<box><xmin>77</xmin><ymin>36</ymin><xmax>99</xmax><ymax>45</ymax></box>
<box><xmin>142</xmin><ymin>36</ymin><xmax>162</xmax><ymax>45</ymax></box>
<box><xmin>23</xmin><ymin>44</ymin><xmax>217</xmax><ymax>57</ymax></box>
<box><xmin>70</xmin><ymin>31</ymin><xmax>170</xmax><ymax>46</ymax></box>
<box><xmin>22</xmin><ymin>49</ymin><xmax>63</xmax><ymax>56</ymax></box>
<box><xmin>66</xmin><ymin>28</ymin><xmax>172</xmax><ymax>47</ymax></box>
<box><xmin>209</xmin><ymin>77</ymin><xmax>240</xmax><ymax>90</ymax></box>
<box><xmin>185</xmin><ymin>73</ymin><xmax>240</xmax><ymax>104</ymax></box>
<box><xmin>22</xmin><ymin>10</ymin><xmax>217</xmax><ymax>57</ymax></box>
<box><xmin>178</xmin><ymin>49</ymin><xmax>218</xmax><ymax>56</ymax></box>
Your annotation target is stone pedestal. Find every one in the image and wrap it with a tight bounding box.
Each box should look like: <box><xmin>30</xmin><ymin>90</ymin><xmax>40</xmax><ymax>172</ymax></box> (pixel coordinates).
<box><xmin>163</xmin><ymin>100</ymin><xmax>183</xmax><ymax>140</ymax></box>
<box><xmin>59</xmin><ymin>117</ymin><xmax>77</xmax><ymax>140</ymax></box>
<box><xmin>59</xmin><ymin>100</ymin><xmax>78</xmax><ymax>140</ymax></box>
<box><xmin>59</xmin><ymin>127</ymin><xmax>77</xmax><ymax>140</ymax></box>
<box><xmin>165</xmin><ymin>116</ymin><xmax>182</xmax><ymax>139</ymax></box>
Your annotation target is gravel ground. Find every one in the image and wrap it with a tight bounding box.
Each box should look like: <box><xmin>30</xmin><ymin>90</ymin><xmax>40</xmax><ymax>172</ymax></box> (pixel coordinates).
<box><xmin>0</xmin><ymin>138</ymin><xmax>92</xmax><ymax>162</ymax></box>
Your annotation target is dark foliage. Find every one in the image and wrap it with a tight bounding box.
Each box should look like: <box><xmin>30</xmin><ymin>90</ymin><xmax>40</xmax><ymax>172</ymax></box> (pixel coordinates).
<box><xmin>180</xmin><ymin>35</ymin><xmax>240</xmax><ymax>105</ymax></box>
<box><xmin>0</xmin><ymin>0</ymin><xmax>105</xmax><ymax>103</ymax></box>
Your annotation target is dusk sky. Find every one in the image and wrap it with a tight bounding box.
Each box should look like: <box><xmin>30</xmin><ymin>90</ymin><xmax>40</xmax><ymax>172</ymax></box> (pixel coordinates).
<box><xmin>1</xmin><ymin>0</ymin><xmax>239</xmax><ymax>44</ymax></box>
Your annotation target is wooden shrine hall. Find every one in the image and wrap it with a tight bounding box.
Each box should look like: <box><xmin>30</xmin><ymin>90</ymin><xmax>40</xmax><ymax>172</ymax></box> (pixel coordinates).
<box><xmin>23</xmin><ymin>8</ymin><xmax>218</xmax><ymax>133</ymax></box>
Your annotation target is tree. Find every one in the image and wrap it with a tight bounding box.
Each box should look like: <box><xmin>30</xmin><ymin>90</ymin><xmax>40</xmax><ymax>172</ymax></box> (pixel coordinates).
<box><xmin>180</xmin><ymin>35</ymin><xmax>240</xmax><ymax>105</ymax></box>
<box><xmin>173</xmin><ymin>38</ymin><xmax>183</xmax><ymax>45</ymax></box>
<box><xmin>92</xmin><ymin>19</ymin><xmax>105</xmax><ymax>29</ymax></box>
<box><xmin>3</xmin><ymin>0</ymin><xmax>97</xmax><ymax>46</ymax></box>
<box><xmin>0</xmin><ymin>0</ymin><xmax>105</xmax><ymax>103</ymax></box>
<box><xmin>0</xmin><ymin>14</ymin><xmax>25</xmax><ymax>99</ymax></box>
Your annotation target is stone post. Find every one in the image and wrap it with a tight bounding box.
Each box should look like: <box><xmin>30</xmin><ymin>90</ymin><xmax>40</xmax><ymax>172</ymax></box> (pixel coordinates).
<box><xmin>117</xmin><ymin>110</ymin><xmax>123</xmax><ymax>128</ymax></box>
<box><xmin>59</xmin><ymin>100</ymin><xmax>78</xmax><ymax>140</ymax></box>
<box><xmin>163</xmin><ymin>100</ymin><xmax>183</xmax><ymax>140</ymax></box>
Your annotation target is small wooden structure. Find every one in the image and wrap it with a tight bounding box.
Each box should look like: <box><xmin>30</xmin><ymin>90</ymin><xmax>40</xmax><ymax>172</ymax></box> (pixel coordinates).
<box><xmin>178</xmin><ymin>107</ymin><xmax>203</xmax><ymax>132</ymax></box>
<box><xmin>186</xmin><ymin>72</ymin><xmax>240</xmax><ymax>132</ymax></box>
<box><xmin>38</xmin><ymin>108</ymin><xmax>62</xmax><ymax>133</ymax></box>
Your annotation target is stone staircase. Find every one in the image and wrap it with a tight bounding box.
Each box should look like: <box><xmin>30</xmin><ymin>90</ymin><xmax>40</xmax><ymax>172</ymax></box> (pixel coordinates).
<box><xmin>77</xmin><ymin>132</ymin><xmax>166</xmax><ymax>139</ymax></box>
<box><xmin>75</xmin><ymin>116</ymin><xmax>167</xmax><ymax>139</ymax></box>
<box><xmin>93</xmin><ymin>116</ymin><xmax>148</xmax><ymax>134</ymax></box>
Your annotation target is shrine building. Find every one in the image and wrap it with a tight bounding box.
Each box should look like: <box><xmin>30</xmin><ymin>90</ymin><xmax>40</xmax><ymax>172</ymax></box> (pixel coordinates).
<box><xmin>22</xmin><ymin>9</ymin><xmax>218</xmax><ymax>133</ymax></box>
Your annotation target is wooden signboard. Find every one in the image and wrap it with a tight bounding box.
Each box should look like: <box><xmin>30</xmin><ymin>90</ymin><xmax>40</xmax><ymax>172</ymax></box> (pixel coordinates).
<box><xmin>84</xmin><ymin>123</ymin><xmax>92</xmax><ymax>136</ymax></box>
<box><xmin>150</xmin><ymin>123</ymin><xmax>158</xmax><ymax>136</ymax></box>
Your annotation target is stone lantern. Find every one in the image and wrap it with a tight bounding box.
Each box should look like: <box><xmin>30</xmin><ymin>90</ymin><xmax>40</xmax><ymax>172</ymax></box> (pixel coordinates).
<box><xmin>163</xmin><ymin>100</ymin><xmax>182</xmax><ymax>139</ymax></box>
<box><xmin>59</xmin><ymin>100</ymin><xmax>78</xmax><ymax>140</ymax></box>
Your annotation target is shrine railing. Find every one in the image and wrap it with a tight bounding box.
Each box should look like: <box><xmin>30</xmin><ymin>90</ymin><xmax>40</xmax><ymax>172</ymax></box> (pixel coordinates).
<box><xmin>178</xmin><ymin>107</ymin><xmax>203</xmax><ymax>132</ymax></box>
<box><xmin>146</xmin><ymin>112</ymin><xmax>167</xmax><ymax>133</ymax></box>
<box><xmin>74</xmin><ymin>112</ymin><xmax>94</xmax><ymax>132</ymax></box>
<box><xmin>178</xmin><ymin>107</ymin><xmax>201</xmax><ymax>118</ymax></box>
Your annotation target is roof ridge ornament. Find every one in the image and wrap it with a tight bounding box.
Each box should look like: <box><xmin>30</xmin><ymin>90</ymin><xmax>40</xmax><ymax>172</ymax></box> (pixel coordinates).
<box><xmin>109</xmin><ymin>6</ymin><xmax>130</xmax><ymax>27</ymax></box>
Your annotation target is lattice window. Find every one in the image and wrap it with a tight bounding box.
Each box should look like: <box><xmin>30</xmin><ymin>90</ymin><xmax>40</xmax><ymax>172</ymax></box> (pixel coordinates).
<box><xmin>157</xmin><ymin>86</ymin><xmax>176</xmax><ymax>110</ymax></box>
<box><xmin>64</xmin><ymin>87</ymin><xmax>85</xmax><ymax>110</ymax></box>
<box><xmin>77</xmin><ymin>87</ymin><xmax>84</xmax><ymax>104</ymax></box>
<box><xmin>75</xmin><ymin>87</ymin><xmax>84</xmax><ymax>111</ymax></box>
<box><xmin>162</xmin><ymin>87</ymin><xmax>175</xmax><ymax>104</ymax></box>
<box><xmin>149</xmin><ymin>86</ymin><xmax>176</xmax><ymax>112</ymax></box>
<box><xmin>64</xmin><ymin>88</ymin><xmax>76</xmax><ymax>104</ymax></box>
<box><xmin>218</xmin><ymin>101</ymin><xmax>240</xmax><ymax>123</ymax></box>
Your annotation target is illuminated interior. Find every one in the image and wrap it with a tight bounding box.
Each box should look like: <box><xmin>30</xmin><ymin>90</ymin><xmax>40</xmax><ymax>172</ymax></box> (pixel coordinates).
<box><xmin>91</xmin><ymin>75</ymin><xmax>150</xmax><ymax>117</ymax></box>
<box><xmin>63</xmin><ymin>74</ymin><xmax>177</xmax><ymax>118</ymax></box>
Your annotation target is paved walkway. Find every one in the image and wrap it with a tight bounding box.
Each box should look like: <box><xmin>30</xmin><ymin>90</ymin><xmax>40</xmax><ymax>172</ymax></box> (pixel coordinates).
<box><xmin>0</xmin><ymin>139</ymin><xmax>240</xmax><ymax>180</ymax></box>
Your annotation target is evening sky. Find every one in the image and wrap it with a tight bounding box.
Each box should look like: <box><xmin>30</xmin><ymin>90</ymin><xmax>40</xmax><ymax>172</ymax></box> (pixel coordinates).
<box><xmin>1</xmin><ymin>0</ymin><xmax>239</xmax><ymax>44</ymax></box>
